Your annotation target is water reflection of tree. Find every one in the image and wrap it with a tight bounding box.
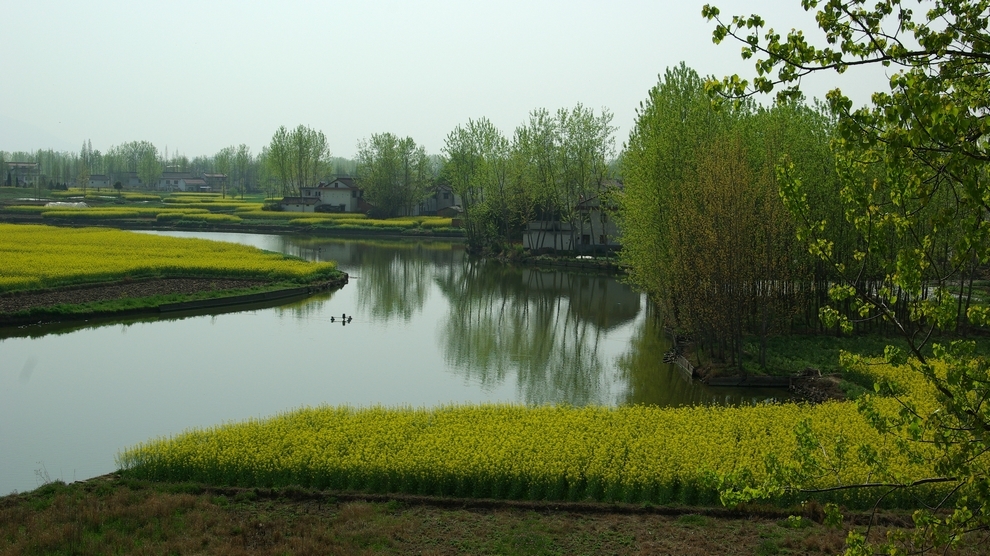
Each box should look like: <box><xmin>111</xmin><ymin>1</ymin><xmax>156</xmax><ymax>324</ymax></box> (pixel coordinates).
<box><xmin>274</xmin><ymin>290</ymin><xmax>336</xmax><ymax>319</ymax></box>
<box><xmin>617</xmin><ymin>305</ymin><xmax>790</xmax><ymax>407</ymax></box>
<box><xmin>436</xmin><ymin>261</ymin><xmax>640</xmax><ymax>405</ymax></box>
<box><xmin>284</xmin><ymin>238</ymin><xmax>464</xmax><ymax>322</ymax></box>
<box><xmin>0</xmin><ymin>291</ymin><xmax>342</xmax><ymax>341</ymax></box>
<box><xmin>356</xmin><ymin>249</ymin><xmax>432</xmax><ymax>321</ymax></box>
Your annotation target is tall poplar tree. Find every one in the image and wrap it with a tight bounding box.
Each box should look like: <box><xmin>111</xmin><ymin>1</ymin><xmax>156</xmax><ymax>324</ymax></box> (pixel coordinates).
<box><xmin>136</xmin><ymin>145</ymin><xmax>161</xmax><ymax>189</ymax></box>
<box><xmin>356</xmin><ymin>133</ymin><xmax>431</xmax><ymax>218</ymax></box>
<box><xmin>266</xmin><ymin>125</ymin><xmax>331</xmax><ymax>197</ymax></box>
<box><xmin>444</xmin><ymin>118</ymin><xmax>513</xmax><ymax>250</ymax></box>
<box><xmin>620</xmin><ymin>63</ymin><xmax>732</xmax><ymax>323</ymax></box>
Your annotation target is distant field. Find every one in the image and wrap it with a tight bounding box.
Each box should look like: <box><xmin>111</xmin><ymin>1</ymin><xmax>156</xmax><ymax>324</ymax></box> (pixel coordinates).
<box><xmin>0</xmin><ymin>187</ymin><xmax>462</xmax><ymax>234</ymax></box>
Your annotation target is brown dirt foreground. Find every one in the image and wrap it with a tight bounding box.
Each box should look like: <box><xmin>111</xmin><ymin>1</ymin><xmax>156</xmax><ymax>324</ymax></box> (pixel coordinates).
<box><xmin>3</xmin><ymin>476</ymin><xmax>985</xmax><ymax>556</ymax></box>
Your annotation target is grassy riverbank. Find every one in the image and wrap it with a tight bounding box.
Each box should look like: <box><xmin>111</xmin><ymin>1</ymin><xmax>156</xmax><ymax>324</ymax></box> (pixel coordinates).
<box><xmin>0</xmin><ymin>278</ymin><xmax>346</xmax><ymax>327</ymax></box>
<box><xmin>5</xmin><ymin>475</ymin><xmax>953</xmax><ymax>555</ymax></box>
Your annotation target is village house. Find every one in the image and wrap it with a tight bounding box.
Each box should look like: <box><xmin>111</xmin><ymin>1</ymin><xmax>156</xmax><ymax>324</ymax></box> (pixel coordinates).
<box><xmin>4</xmin><ymin>162</ymin><xmax>40</xmax><ymax>187</ymax></box>
<box><xmin>123</xmin><ymin>172</ymin><xmax>143</xmax><ymax>188</ymax></box>
<box><xmin>203</xmin><ymin>173</ymin><xmax>227</xmax><ymax>190</ymax></box>
<box><xmin>524</xmin><ymin>220</ymin><xmax>576</xmax><ymax>251</ymax></box>
<box><xmin>523</xmin><ymin>180</ymin><xmax>622</xmax><ymax>253</ymax></box>
<box><xmin>279</xmin><ymin>177</ymin><xmax>464</xmax><ymax>216</ymax></box>
<box><xmin>279</xmin><ymin>196</ymin><xmax>321</xmax><ymax>212</ymax></box>
<box><xmin>417</xmin><ymin>183</ymin><xmax>462</xmax><ymax>217</ymax></box>
<box><xmin>281</xmin><ymin>177</ymin><xmax>367</xmax><ymax>213</ymax></box>
<box><xmin>156</xmin><ymin>172</ymin><xmax>212</xmax><ymax>192</ymax></box>
<box><xmin>88</xmin><ymin>174</ymin><xmax>111</xmax><ymax>189</ymax></box>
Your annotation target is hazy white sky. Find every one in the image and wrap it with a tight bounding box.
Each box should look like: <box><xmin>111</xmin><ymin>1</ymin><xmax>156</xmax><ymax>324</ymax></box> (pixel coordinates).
<box><xmin>0</xmin><ymin>0</ymin><xmax>889</xmax><ymax>159</ymax></box>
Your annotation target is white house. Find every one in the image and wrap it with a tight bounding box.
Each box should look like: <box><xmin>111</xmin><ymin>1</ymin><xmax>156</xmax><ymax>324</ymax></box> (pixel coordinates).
<box><xmin>88</xmin><ymin>174</ymin><xmax>111</xmax><ymax>189</ymax></box>
<box><xmin>157</xmin><ymin>172</ymin><xmax>213</xmax><ymax>192</ymax></box>
<box><xmin>286</xmin><ymin>177</ymin><xmax>364</xmax><ymax>212</ymax></box>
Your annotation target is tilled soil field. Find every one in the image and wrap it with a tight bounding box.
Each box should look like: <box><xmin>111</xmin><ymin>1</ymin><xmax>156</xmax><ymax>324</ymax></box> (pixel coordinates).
<box><xmin>0</xmin><ymin>278</ymin><xmax>269</xmax><ymax>314</ymax></box>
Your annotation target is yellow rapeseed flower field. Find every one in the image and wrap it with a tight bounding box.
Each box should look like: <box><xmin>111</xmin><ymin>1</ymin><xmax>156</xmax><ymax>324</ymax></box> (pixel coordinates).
<box><xmin>0</xmin><ymin>224</ymin><xmax>338</xmax><ymax>293</ymax></box>
<box><xmin>235</xmin><ymin>210</ymin><xmax>367</xmax><ymax>221</ymax></box>
<box><xmin>118</xmin><ymin>358</ymin><xmax>946</xmax><ymax>508</ymax></box>
<box><xmin>2</xmin><ymin>206</ymin><xmax>211</xmax><ymax>217</ymax></box>
<box><xmin>49</xmin><ymin>189</ymin><xmax>162</xmax><ymax>201</ymax></box>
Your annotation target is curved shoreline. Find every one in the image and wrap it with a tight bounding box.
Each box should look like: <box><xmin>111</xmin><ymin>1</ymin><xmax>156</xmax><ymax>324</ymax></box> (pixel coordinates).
<box><xmin>0</xmin><ymin>273</ymin><xmax>349</xmax><ymax>327</ymax></box>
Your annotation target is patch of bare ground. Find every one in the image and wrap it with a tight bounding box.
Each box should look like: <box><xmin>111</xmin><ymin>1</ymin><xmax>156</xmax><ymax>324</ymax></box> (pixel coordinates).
<box><xmin>2</xmin><ymin>476</ymin><xmax>985</xmax><ymax>555</ymax></box>
<box><xmin>790</xmin><ymin>370</ymin><xmax>847</xmax><ymax>403</ymax></box>
<box><xmin>0</xmin><ymin>278</ymin><xmax>270</xmax><ymax>314</ymax></box>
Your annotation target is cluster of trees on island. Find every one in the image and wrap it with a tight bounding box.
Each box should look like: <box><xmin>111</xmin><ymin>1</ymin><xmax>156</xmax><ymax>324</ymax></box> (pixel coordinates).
<box><xmin>619</xmin><ymin>62</ymin><xmax>986</xmax><ymax>372</ymax></box>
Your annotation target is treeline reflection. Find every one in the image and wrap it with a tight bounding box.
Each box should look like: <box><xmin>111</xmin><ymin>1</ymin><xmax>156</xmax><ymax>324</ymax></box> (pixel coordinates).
<box><xmin>284</xmin><ymin>238</ymin><xmax>462</xmax><ymax>321</ymax></box>
<box><xmin>616</xmin><ymin>305</ymin><xmax>789</xmax><ymax>406</ymax></box>
<box><xmin>434</xmin><ymin>260</ymin><xmax>641</xmax><ymax>406</ymax></box>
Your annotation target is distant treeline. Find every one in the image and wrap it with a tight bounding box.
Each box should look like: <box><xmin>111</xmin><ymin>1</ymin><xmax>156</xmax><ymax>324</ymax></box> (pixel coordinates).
<box><xmin>0</xmin><ymin>140</ymin><xmax>358</xmax><ymax>198</ymax></box>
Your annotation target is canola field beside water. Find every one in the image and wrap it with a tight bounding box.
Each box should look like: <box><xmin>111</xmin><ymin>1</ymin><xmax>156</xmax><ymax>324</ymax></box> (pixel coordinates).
<box><xmin>3</xmin><ymin>203</ymin><xmax>456</xmax><ymax>230</ymax></box>
<box><xmin>0</xmin><ymin>224</ymin><xmax>338</xmax><ymax>293</ymax></box>
<box><xmin>118</xmin><ymin>358</ymin><xmax>952</xmax><ymax>508</ymax></box>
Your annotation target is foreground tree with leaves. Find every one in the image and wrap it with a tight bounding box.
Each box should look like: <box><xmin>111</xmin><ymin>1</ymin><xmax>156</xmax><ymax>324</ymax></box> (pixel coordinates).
<box><xmin>704</xmin><ymin>0</ymin><xmax>990</xmax><ymax>552</ymax></box>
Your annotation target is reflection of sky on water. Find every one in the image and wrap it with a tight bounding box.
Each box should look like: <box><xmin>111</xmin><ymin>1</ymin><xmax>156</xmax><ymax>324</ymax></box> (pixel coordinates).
<box><xmin>1</xmin><ymin>232</ymin><xmax>783</xmax><ymax>496</ymax></box>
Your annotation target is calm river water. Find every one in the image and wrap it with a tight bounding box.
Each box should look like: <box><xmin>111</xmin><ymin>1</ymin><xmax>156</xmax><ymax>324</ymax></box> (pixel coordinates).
<box><xmin>0</xmin><ymin>232</ymin><xmax>783</xmax><ymax>495</ymax></box>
